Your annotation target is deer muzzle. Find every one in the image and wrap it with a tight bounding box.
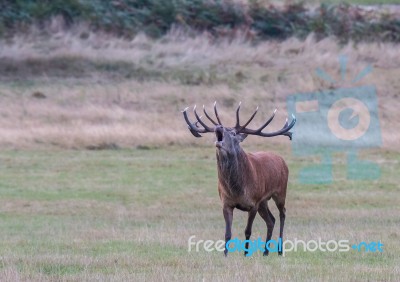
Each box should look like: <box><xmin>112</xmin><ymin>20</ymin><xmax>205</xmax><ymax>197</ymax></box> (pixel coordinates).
<box><xmin>215</xmin><ymin>126</ymin><xmax>224</xmax><ymax>148</ymax></box>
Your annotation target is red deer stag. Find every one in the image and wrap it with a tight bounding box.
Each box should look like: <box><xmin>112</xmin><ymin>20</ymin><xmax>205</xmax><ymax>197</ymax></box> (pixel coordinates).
<box><xmin>182</xmin><ymin>102</ymin><xmax>296</xmax><ymax>256</ymax></box>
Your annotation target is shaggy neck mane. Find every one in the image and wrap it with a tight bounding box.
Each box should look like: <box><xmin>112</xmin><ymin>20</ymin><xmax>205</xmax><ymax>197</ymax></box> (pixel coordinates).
<box><xmin>216</xmin><ymin>147</ymin><xmax>249</xmax><ymax>195</ymax></box>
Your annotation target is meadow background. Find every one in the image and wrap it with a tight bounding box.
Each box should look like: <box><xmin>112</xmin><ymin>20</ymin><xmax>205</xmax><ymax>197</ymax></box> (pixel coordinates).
<box><xmin>0</xmin><ymin>0</ymin><xmax>399</xmax><ymax>281</ymax></box>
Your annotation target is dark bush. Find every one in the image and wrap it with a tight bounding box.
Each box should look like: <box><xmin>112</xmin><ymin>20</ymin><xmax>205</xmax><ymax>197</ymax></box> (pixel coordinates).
<box><xmin>0</xmin><ymin>0</ymin><xmax>399</xmax><ymax>43</ymax></box>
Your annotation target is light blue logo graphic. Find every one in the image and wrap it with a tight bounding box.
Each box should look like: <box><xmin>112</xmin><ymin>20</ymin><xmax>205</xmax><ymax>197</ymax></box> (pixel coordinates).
<box><xmin>287</xmin><ymin>56</ymin><xmax>381</xmax><ymax>184</ymax></box>
<box><xmin>352</xmin><ymin>241</ymin><xmax>384</xmax><ymax>252</ymax></box>
<box><xmin>224</xmin><ymin>237</ymin><xmax>383</xmax><ymax>256</ymax></box>
<box><xmin>226</xmin><ymin>237</ymin><xmax>283</xmax><ymax>257</ymax></box>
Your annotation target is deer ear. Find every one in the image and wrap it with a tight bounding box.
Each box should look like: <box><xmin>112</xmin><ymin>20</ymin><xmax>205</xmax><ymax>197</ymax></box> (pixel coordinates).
<box><xmin>237</xmin><ymin>133</ymin><xmax>248</xmax><ymax>142</ymax></box>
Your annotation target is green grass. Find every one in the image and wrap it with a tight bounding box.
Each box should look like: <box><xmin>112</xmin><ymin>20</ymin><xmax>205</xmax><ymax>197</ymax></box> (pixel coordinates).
<box><xmin>0</xmin><ymin>146</ymin><xmax>398</xmax><ymax>280</ymax></box>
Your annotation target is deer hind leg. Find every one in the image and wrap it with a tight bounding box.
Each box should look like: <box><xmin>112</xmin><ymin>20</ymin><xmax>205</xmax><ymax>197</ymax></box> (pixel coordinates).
<box><xmin>258</xmin><ymin>200</ymin><xmax>275</xmax><ymax>256</ymax></box>
<box><xmin>244</xmin><ymin>208</ymin><xmax>257</xmax><ymax>257</ymax></box>
<box><xmin>273</xmin><ymin>196</ymin><xmax>286</xmax><ymax>256</ymax></box>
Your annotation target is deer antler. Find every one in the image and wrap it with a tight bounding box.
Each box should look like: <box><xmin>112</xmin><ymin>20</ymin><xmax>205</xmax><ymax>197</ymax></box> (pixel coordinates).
<box><xmin>182</xmin><ymin>102</ymin><xmax>223</xmax><ymax>137</ymax></box>
<box><xmin>235</xmin><ymin>106</ymin><xmax>296</xmax><ymax>140</ymax></box>
<box><xmin>183</xmin><ymin>102</ymin><xmax>296</xmax><ymax>140</ymax></box>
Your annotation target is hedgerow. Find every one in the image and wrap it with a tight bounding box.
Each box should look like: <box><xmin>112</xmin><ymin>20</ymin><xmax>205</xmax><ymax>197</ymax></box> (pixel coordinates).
<box><xmin>0</xmin><ymin>0</ymin><xmax>399</xmax><ymax>42</ymax></box>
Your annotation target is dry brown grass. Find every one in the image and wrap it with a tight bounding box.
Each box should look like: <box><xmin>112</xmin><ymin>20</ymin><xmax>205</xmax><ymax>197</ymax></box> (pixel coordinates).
<box><xmin>0</xmin><ymin>30</ymin><xmax>399</xmax><ymax>150</ymax></box>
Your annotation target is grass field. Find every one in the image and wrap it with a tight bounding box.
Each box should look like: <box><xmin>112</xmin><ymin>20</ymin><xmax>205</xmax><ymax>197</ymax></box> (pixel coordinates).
<box><xmin>0</xmin><ymin>146</ymin><xmax>398</xmax><ymax>280</ymax></box>
<box><xmin>0</xmin><ymin>15</ymin><xmax>399</xmax><ymax>281</ymax></box>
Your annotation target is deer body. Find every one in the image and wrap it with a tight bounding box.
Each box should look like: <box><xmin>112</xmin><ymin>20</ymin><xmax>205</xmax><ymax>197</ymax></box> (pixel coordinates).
<box><xmin>217</xmin><ymin>150</ymin><xmax>288</xmax><ymax>212</ymax></box>
<box><xmin>183</xmin><ymin>103</ymin><xmax>295</xmax><ymax>256</ymax></box>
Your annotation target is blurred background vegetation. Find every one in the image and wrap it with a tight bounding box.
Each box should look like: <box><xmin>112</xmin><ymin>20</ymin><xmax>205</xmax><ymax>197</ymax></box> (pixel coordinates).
<box><xmin>0</xmin><ymin>0</ymin><xmax>399</xmax><ymax>42</ymax></box>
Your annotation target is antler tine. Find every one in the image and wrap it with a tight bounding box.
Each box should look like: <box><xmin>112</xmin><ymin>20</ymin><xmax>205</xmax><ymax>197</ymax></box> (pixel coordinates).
<box><xmin>214</xmin><ymin>101</ymin><xmax>223</xmax><ymax>125</ymax></box>
<box><xmin>235</xmin><ymin>102</ymin><xmax>242</xmax><ymax>128</ymax></box>
<box><xmin>193</xmin><ymin>105</ymin><xmax>214</xmax><ymax>132</ymax></box>
<box><xmin>237</xmin><ymin>106</ymin><xmax>259</xmax><ymax>131</ymax></box>
<box><xmin>203</xmin><ymin>105</ymin><xmax>218</xmax><ymax>125</ymax></box>
<box><xmin>252</xmin><ymin>108</ymin><xmax>277</xmax><ymax>133</ymax></box>
<box><xmin>182</xmin><ymin>105</ymin><xmax>215</xmax><ymax>138</ymax></box>
<box><xmin>182</xmin><ymin>106</ymin><xmax>204</xmax><ymax>137</ymax></box>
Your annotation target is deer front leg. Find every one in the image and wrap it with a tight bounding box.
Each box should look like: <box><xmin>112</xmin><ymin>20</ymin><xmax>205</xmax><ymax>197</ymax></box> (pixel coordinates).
<box><xmin>223</xmin><ymin>205</ymin><xmax>233</xmax><ymax>256</ymax></box>
<box><xmin>244</xmin><ymin>208</ymin><xmax>257</xmax><ymax>256</ymax></box>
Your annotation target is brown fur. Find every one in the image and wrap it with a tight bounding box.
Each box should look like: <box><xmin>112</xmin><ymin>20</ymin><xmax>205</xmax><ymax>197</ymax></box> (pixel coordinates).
<box><xmin>217</xmin><ymin>151</ymin><xmax>288</xmax><ymax>211</ymax></box>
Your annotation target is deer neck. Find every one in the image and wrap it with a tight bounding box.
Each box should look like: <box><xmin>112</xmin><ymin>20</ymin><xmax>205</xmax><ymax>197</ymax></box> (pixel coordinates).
<box><xmin>216</xmin><ymin>147</ymin><xmax>249</xmax><ymax>196</ymax></box>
